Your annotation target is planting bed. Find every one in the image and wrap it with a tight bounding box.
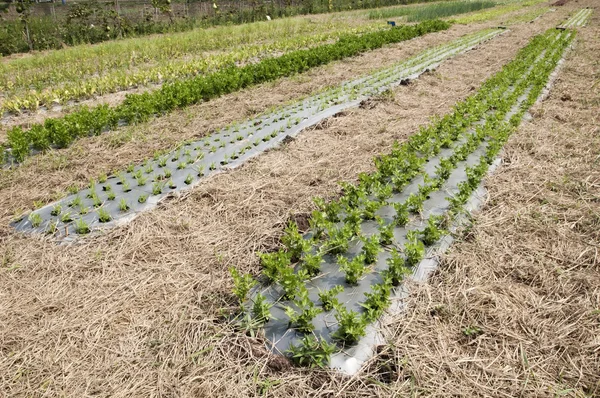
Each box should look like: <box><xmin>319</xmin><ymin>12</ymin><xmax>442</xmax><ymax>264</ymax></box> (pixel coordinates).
<box><xmin>230</xmin><ymin>27</ymin><xmax>576</xmax><ymax>372</ymax></box>
<box><xmin>558</xmin><ymin>7</ymin><xmax>593</xmax><ymax>27</ymax></box>
<box><xmin>11</xmin><ymin>28</ymin><xmax>503</xmax><ymax>239</ymax></box>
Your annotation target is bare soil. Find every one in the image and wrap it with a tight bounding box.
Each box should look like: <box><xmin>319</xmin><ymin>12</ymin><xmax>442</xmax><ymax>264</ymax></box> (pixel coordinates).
<box><xmin>0</xmin><ymin>1</ymin><xmax>597</xmax><ymax>396</ymax></box>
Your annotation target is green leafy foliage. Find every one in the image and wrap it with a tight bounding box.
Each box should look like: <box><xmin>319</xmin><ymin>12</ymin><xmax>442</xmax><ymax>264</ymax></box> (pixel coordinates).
<box><xmin>285</xmin><ymin>289</ymin><xmax>322</xmax><ymax>333</ymax></box>
<box><xmin>252</xmin><ymin>293</ymin><xmax>273</xmax><ymax>324</ymax></box>
<box><xmin>338</xmin><ymin>254</ymin><xmax>367</xmax><ymax>285</ymax></box>
<box><xmin>287</xmin><ymin>335</ymin><xmax>336</xmax><ymax>368</ymax></box>
<box><xmin>230</xmin><ymin>267</ymin><xmax>256</xmax><ymax>305</ymax></box>
<box><xmin>332</xmin><ymin>305</ymin><xmax>367</xmax><ymax>345</ymax></box>
<box><xmin>404</xmin><ymin>231</ymin><xmax>425</xmax><ymax>267</ymax></box>
<box><xmin>318</xmin><ymin>285</ymin><xmax>344</xmax><ymax>311</ymax></box>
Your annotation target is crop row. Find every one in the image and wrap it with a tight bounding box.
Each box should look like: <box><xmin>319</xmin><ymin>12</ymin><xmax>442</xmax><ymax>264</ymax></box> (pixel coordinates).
<box><xmin>451</xmin><ymin>0</ymin><xmax>548</xmax><ymax>24</ymax></box>
<box><xmin>12</xmin><ymin>28</ymin><xmax>500</xmax><ymax>239</ymax></box>
<box><xmin>368</xmin><ymin>0</ymin><xmax>497</xmax><ymax>21</ymax></box>
<box><xmin>228</xmin><ymin>28</ymin><xmax>573</xmax><ymax>370</ymax></box>
<box><xmin>3</xmin><ymin>20</ymin><xmax>451</xmax><ymax>165</ymax></box>
<box><xmin>0</xmin><ymin>17</ymin><xmax>381</xmax><ymax>94</ymax></box>
<box><xmin>1</xmin><ymin>22</ymin><xmax>385</xmax><ymax>113</ymax></box>
<box><xmin>559</xmin><ymin>8</ymin><xmax>593</xmax><ymax>28</ymax></box>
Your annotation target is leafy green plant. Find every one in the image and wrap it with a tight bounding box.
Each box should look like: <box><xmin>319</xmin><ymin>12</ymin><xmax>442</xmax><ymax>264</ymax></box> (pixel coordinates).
<box><xmin>279</xmin><ymin>268</ymin><xmax>308</xmax><ymax>301</ymax></box>
<box><xmin>287</xmin><ymin>335</ymin><xmax>336</xmax><ymax>368</ymax></box>
<box><xmin>378</xmin><ymin>219</ymin><xmax>394</xmax><ymax>245</ymax></box>
<box><xmin>184</xmin><ymin>174</ymin><xmax>193</xmax><ymax>185</ymax></box>
<box><xmin>60</xmin><ymin>212</ymin><xmax>72</xmax><ymax>223</ymax></box>
<box><xmin>97</xmin><ymin>208</ymin><xmax>112</xmax><ymax>223</ymax></box>
<box><xmin>252</xmin><ymin>293</ymin><xmax>273</xmax><ymax>324</ymax></box>
<box><xmin>69</xmin><ymin>195</ymin><xmax>82</xmax><ymax>208</ymax></box>
<box><xmin>230</xmin><ymin>267</ymin><xmax>256</xmax><ymax>306</ymax></box>
<box><xmin>318</xmin><ymin>285</ymin><xmax>344</xmax><ymax>311</ymax></box>
<box><xmin>332</xmin><ymin>305</ymin><xmax>367</xmax><ymax>345</ymax></box>
<box><xmin>338</xmin><ymin>254</ymin><xmax>367</xmax><ymax>285</ymax></box>
<box><xmin>259</xmin><ymin>249</ymin><xmax>291</xmax><ymax>283</ymax></box>
<box><xmin>300</xmin><ymin>251</ymin><xmax>323</xmax><ymax>277</ymax></box>
<box><xmin>29</xmin><ymin>213</ymin><xmax>42</xmax><ymax>228</ymax></box>
<box><xmin>285</xmin><ymin>289</ymin><xmax>322</xmax><ymax>333</ymax></box>
<box><xmin>119</xmin><ymin>199</ymin><xmax>129</xmax><ymax>212</ymax></box>
<box><xmin>50</xmin><ymin>204</ymin><xmax>62</xmax><ymax>216</ymax></box>
<box><xmin>393</xmin><ymin>202</ymin><xmax>409</xmax><ymax>226</ymax></box>
<box><xmin>74</xmin><ymin>218</ymin><xmax>90</xmax><ymax>234</ymax></box>
<box><xmin>362</xmin><ymin>199</ymin><xmax>382</xmax><ymax>220</ymax></box>
<box><xmin>385</xmin><ymin>249</ymin><xmax>411</xmax><ymax>286</ymax></box>
<box><xmin>404</xmin><ymin>231</ymin><xmax>425</xmax><ymax>267</ymax></box>
<box><xmin>325</xmin><ymin>223</ymin><xmax>354</xmax><ymax>255</ymax></box>
<box><xmin>361</xmin><ymin>234</ymin><xmax>381</xmax><ymax>264</ymax></box>
<box><xmin>406</xmin><ymin>193</ymin><xmax>424</xmax><ymax>214</ymax></box>
<box><xmin>107</xmin><ymin>192</ymin><xmax>116</xmax><ymax>201</ymax></box>
<box><xmin>138</xmin><ymin>194</ymin><xmax>148</xmax><ymax>203</ymax></box>
<box><xmin>361</xmin><ymin>281</ymin><xmax>392</xmax><ymax>321</ymax></box>
<box><xmin>420</xmin><ymin>215</ymin><xmax>445</xmax><ymax>246</ymax></box>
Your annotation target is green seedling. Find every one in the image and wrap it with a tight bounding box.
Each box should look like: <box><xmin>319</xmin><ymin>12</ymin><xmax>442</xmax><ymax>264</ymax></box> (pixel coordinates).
<box><xmin>209</xmin><ymin>163</ymin><xmax>216</xmax><ymax>171</ymax></box>
<box><xmin>164</xmin><ymin>169</ymin><xmax>172</xmax><ymax>179</ymax></box>
<box><xmin>385</xmin><ymin>248</ymin><xmax>411</xmax><ymax>286</ymax></box>
<box><xmin>420</xmin><ymin>215</ymin><xmax>445</xmax><ymax>246</ymax></box>
<box><xmin>126</xmin><ymin>164</ymin><xmax>135</xmax><ymax>173</ymax></box>
<box><xmin>361</xmin><ymin>281</ymin><xmax>392</xmax><ymax>322</ymax></box>
<box><xmin>158</xmin><ymin>157</ymin><xmax>167</xmax><ymax>168</ymax></box>
<box><xmin>168</xmin><ymin>180</ymin><xmax>176</xmax><ymax>189</ymax></box>
<box><xmin>287</xmin><ymin>335</ymin><xmax>336</xmax><ymax>369</ymax></box>
<box><xmin>393</xmin><ymin>202</ymin><xmax>409</xmax><ymax>226</ymax></box>
<box><xmin>78</xmin><ymin>205</ymin><xmax>89</xmax><ymax>215</ymax></box>
<box><xmin>405</xmin><ymin>231</ymin><xmax>425</xmax><ymax>267</ymax></box>
<box><xmin>332</xmin><ymin>305</ymin><xmax>367</xmax><ymax>345</ymax></box>
<box><xmin>138</xmin><ymin>194</ymin><xmax>148</xmax><ymax>203</ymax></box>
<box><xmin>152</xmin><ymin>182</ymin><xmax>163</xmax><ymax>195</ymax></box>
<box><xmin>338</xmin><ymin>254</ymin><xmax>367</xmax><ymax>285</ymax></box>
<box><xmin>102</xmin><ymin>184</ymin><xmax>112</xmax><ymax>192</ymax></box>
<box><xmin>75</xmin><ymin>218</ymin><xmax>90</xmax><ymax>234</ymax></box>
<box><xmin>136</xmin><ymin>174</ymin><xmax>147</xmax><ymax>186</ymax></box>
<box><xmin>97</xmin><ymin>208</ymin><xmax>112</xmax><ymax>223</ymax></box>
<box><xmin>252</xmin><ymin>293</ymin><xmax>273</xmax><ymax>324</ymax></box>
<box><xmin>177</xmin><ymin>162</ymin><xmax>186</xmax><ymax>170</ymax></box>
<box><xmin>144</xmin><ymin>164</ymin><xmax>154</xmax><ymax>174</ymax></box>
<box><xmin>378</xmin><ymin>219</ymin><xmax>394</xmax><ymax>245</ymax></box>
<box><xmin>91</xmin><ymin>193</ymin><xmax>102</xmax><ymax>208</ymax></box>
<box><xmin>282</xmin><ymin>221</ymin><xmax>306</xmax><ymax>261</ymax></box>
<box><xmin>46</xmin><ymin>220</ymin><xmax>58</xmax><ymax>235</ymax></box>
<box><xmin>229</xmin><ymin>267</ymin><xmax>256</xmax><ymax>305</ymax></box>
<box><xmin>50</xmin><ymin>204</ymin><xmax>62</xmax><ymax>216</ymax></box>
<box><xmin>361</xmin><ymin>234</ymin><xmax>381</xmax><ymax>264</ymax></box>
<box><xmin>279</xmin><ymin>268</ymin><xmax>308</xmax><ymax>301</ymax></box>
<box><xmin>285</xmin><ymin>289</ymin><xmax>322</xmax><ymax>333</ymax></box>
<box><xmin>98</xmin><ymin>174</ymin><xmax>107</xmax><ymax>183</ymax></box>
<box><xmin>300</xmin><ymin>251</ymin><xmax>322</xmax><ymax>277</ymax></box>
<box><xmin>196</xmin><ymin>165</ymin><xmax>205</xmax><ymax>177</ymax></box>
<box><xmin>362</xmin><ymin>199</ymin><xmax>381</xmax><ymax>220</ymax></box>
<box><xmin>184</xmin><ymin>174</ymin><xmax>193</xmax><ymax>185</ymax></box>
<box><xmin>29</xmin><ymin>213</ymin><xmax>42</xmax><ymax>228</ymax></box>
<box><xmin>259</xmin><ymin>249</ymin><xmax>291</xmax><ymax>283</ymax></box>
<box><xmin>107</xmin><ymin>192</ymin><xmax>116</xmax><ymax>201</ymax></box>
<box><xmin>325</xmin><ymin>223</ymin><xmax>354</xmax><ymax>255</ymax></box>
<box><xmin>406</xmin><ymin>193</ymin><xmax>424</xmax><ymax>214</ymax></box>
<box><xmin>122</xmin><ymin>181</ymin><xmax>132</xmax><ymax>192</ymax></box>
<box><xmin>318</xmin><ymin>285</ymin><xmax>344</xmax><ymax>311</ymax></box>
<box><xmin>60</xmin><ymin>212</ymin><xmax>72</xmax><ymax>223</ymax></box>
<box><xmin>69</xmin><ymin>195</ymin><xmax>82</xmax><ymax>208</ymax></box>
<box><xmin>119</xmin><ymin>199</ymin><xmax>129</xmax><ymax>212</ymax></box>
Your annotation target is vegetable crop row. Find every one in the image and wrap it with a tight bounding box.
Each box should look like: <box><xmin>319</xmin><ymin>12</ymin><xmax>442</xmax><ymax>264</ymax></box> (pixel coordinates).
<box><xmin>1</xmin><ymin>22</ymin><xmax>385</xmax><ymax>113</ymax></box>
<box><xmin>368</xmin><ymin>0</ymin><xmax>496</xmax><ymax>21</ymax></box>
<box><xmin>229</xmin><ymin>28</ymin><xmax>573</xmax><ymax>369</ymax></box>
<box><xmin>3</xmin><ymin>20</ymin><xmax>451</xmax><ymax>164</ymax></box>
<box><xmin>12</xmin><ymin>28</ymin><xmax>499</xmax><ymax>239</ymax></box>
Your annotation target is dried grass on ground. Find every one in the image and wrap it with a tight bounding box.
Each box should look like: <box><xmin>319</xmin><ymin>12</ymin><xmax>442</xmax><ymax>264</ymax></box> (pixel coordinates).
<box><xmin>0</xmin><ymin>2</ymin><xmax>598</xmax><ymax>396</ymax></box>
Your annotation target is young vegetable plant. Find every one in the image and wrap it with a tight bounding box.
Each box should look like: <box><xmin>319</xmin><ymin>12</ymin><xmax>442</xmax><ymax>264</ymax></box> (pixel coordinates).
<box><xmin>60</xmin><ymin>212</ymin><xmax>72</xmax><ymax>223</ymax></box>
<box><xmin>361</xmin><ymin>281</ymin><xmax>392</xmax><ymax>322</ymax></box>
<box><xmin>50</xmin><ymin>204</ymin><xmax>62</xmax><ymax>216</ymax></box>
<box><xmin>385</xmin><ymin>248</ymin><xmax>411</xmax><ymax>286</ymax></box>
<box><xmin>281</xmin><ymin>221</ymin><xmax>307</xmax><ymax>261</ymax></box>
<box><xmin>285</xmin><ymin>289</ymin><xmax>322</xmax><ymax>333</ymax></box>
<box><xmin>279</xmin><ymin>268</ymin><xmax>308</xmax><ymax>301</ymax></box>
<box><xmin>29</xmin><ymin>213</ymin><xmax>42</xmax><ymax>228</ymax></box>
<box><xmin>287</xmin><ymin>335</ymin><xmax>336</xmax><ymax>368</ymax></box>
<box><xmin>338</xmin><ymin>254</ymin><xmax>367</xmax><ymax>285</ymax></box>
<box><xmin>378</xmin><ymin>219</ymin><xmax>394</xmax><ymax>245</ymax></box>
<box><xmin>300</xmin><ymin>251</ymin><xmax>323</xmax><ymax>277</ymax></box>
<box><xmin>420</xmin><ymin>215</ymin><xmax>446</xmax><ymax>246</ymax></box>
<box><xmin>332</xmin><ymin>305</ymin><xmax>367</xmax><ymax>345</ymax></box>
<box><xmin>75</xmin><ymin>218</ymin><xmax>90</xmax><ymax>234</ymax></box>
<box><xmin>318</xmin><ymin>285</ymin><xmax>344</xmax><ymax>311</ymax></box>
<box><xmin>258</xmin><ymin>249</ymin><xmax>291</xmax><ymax>283</ymax></box>
<box><xmin>119</xmin><ymin>199</ymin><xmax>130</xmax><ymax>212</ymax></box>
<box><xmin>184</xmin><ymin>174</ymin><xmax>193</xmax><ymax>185</ymax></box>
<box><xmin>393</xmin><ymin>202</ymin><xmax>409</xmax><ymax>226</ymax></box>
<box><xmin>138</xmin><ymin>194</ymin><xmax>148</xmax><ymax>203</ymax></box>
<box><xmin>93</xmin><ymin>205</ymin><xmax>111</xmax><ymax>222</ymax></box>
<box><xmin>229</xmin><ymin>267</ymin><xmax>256</xmax><ymax>306</ymax></box>
<box><xmin>361</xmin><ymin>234</ymin><xmax>381</xmax><ymax>264</ymax></box>
<box><xmin>404</xmin><ymin>231</ymin><xmax>425</xmax><ymax>267</ymax></box>
<box><xmin>252</xmin><ymin>293</ymin><xmax>273</xmax><ymax>324</ymax></box>
<box><xmin>325</xmin><ymin>223</ymin><xmax>354</xmax><ymax>255</ymax></box>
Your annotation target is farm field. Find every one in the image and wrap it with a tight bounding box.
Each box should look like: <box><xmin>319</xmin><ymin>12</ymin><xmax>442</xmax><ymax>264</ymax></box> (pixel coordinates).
<box><xmin>0</xmin><ymin>0</ymin><xmax>598</xmax><ymax>396</ymax></box>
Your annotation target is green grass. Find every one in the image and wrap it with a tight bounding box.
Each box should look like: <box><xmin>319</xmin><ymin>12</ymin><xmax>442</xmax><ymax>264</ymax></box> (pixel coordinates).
<box><xmin>369</xmin><ymin>0</ymin><xmax>497</xmax><ymax>21</ymax></box>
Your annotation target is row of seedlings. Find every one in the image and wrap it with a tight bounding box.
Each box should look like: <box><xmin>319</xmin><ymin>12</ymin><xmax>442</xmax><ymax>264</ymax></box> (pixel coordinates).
<box><xmin>558</xmin><ymin>8</ymin><xmax>593</xmax><ymax>29</ymax></box>
<box><xmin>228</xmin><ymin>28</ymin><xmax>574</xmax><ymax>370</ymax></box>
<box><xmin>12</xmin><ymin>28</ymin><xmax>504</xmax><ymax>239</ymax></box>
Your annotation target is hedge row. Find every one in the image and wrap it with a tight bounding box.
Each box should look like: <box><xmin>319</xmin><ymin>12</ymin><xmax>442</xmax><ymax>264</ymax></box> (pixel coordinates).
<box><xmin>5</xmin><ymin>20</ymin><xmax>451</xmax><ymax>163</ymax></box>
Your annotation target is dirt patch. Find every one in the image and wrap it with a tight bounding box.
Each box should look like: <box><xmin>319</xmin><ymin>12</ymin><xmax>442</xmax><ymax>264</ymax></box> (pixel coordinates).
<box><xmin>0</xmin><ymin>2</ymin><xmax>596</xmax><ymax>396</ymax></box>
